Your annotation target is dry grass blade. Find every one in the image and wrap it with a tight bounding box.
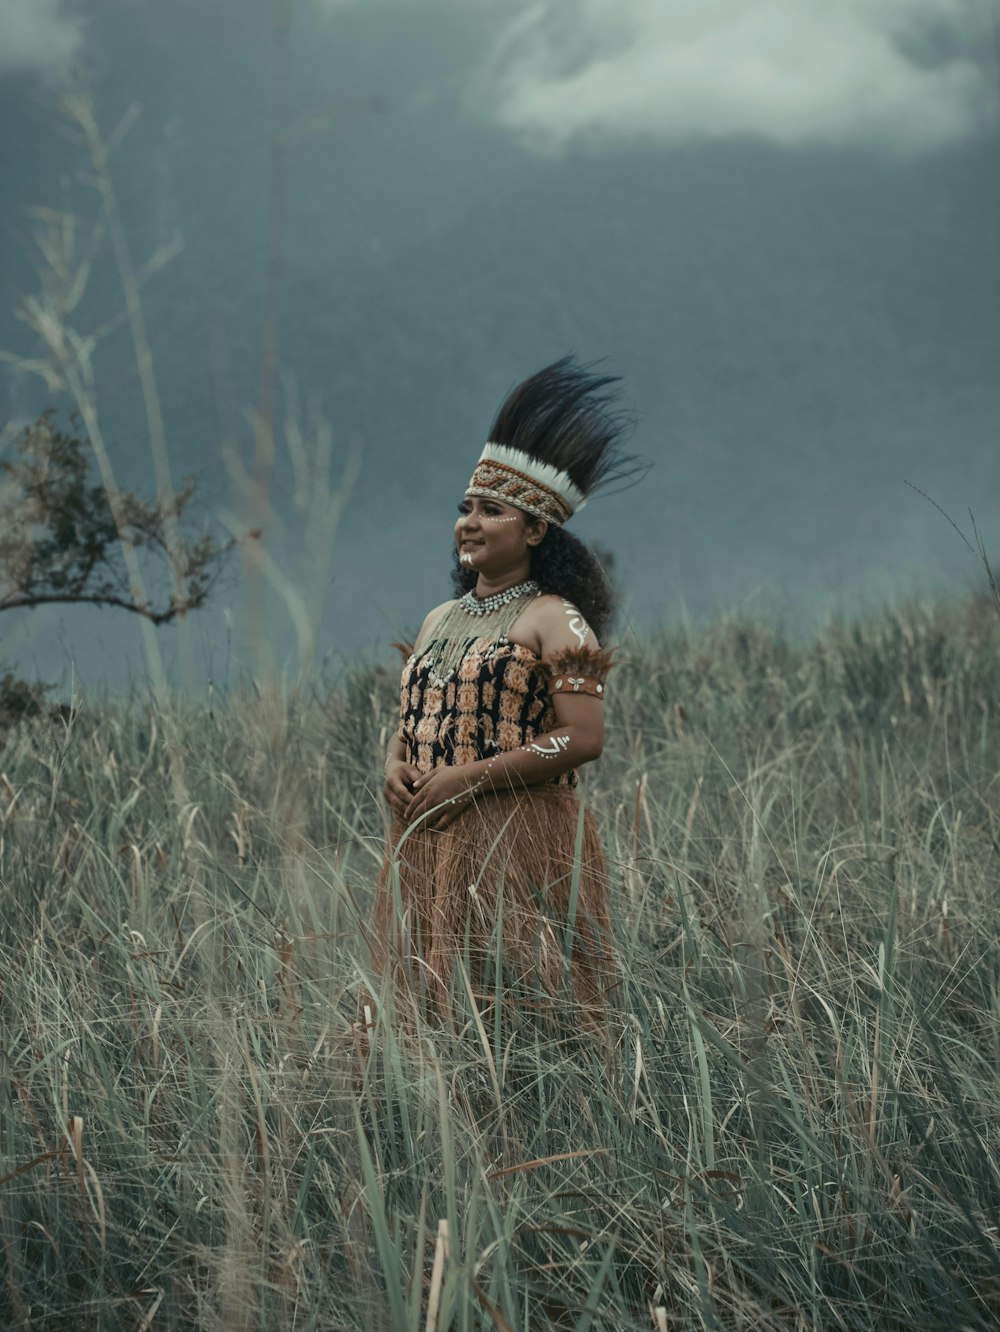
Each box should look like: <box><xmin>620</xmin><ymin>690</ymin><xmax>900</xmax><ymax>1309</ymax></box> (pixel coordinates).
<box><xmin>425</xmin><ymin>1218</ymin><xmax>449</xmax><ymax>1332</ymax></box>
<box><xmin>136</xmin><ymin>1288</ymin><xmax>164</xmax><ymax>1332</ymax></box>
<box><xmin>473</xmin><ymin>1279</ymin><xmax>515</xmax><ymax>1332</ymax></box>
<box><xmin>0</xmin><ymin>1150</ymin><xmax>61</xmax><ymax>1188</ymax></box>
<box><xmin>487</xmin><ymin>1148</ymin><xmax>609</xmax><ymax>1181</ymax></box>
<box><xmin>67</xmin><ymin>1114</ymin><xmax>85</xmax><ymax>1199</ymax></box>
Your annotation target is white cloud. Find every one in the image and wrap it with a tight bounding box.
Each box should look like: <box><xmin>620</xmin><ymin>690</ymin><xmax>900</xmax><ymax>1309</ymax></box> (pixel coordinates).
<box><xmin>483</xmin><ymin>0</ymin><xmax>998</xmax><ymax>154</ymax></box>
<box><xmin>0</xmin><ymin>0</ymin><xmax>83</xmax><ymax>78</ymax></box>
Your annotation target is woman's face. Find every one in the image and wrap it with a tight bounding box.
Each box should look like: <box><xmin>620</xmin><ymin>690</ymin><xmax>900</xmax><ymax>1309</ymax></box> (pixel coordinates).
<box><xmin>455</xmin><ymin>494</ymin><xmax>545</xmax><ymax>575</ymax></box>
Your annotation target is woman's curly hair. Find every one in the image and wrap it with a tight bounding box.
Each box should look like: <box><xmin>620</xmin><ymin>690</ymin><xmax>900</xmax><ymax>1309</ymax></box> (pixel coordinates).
<box><xmin>450</xmin><ymin>523</ymin><xmax>615</xmax><ymax>642</ymax></box>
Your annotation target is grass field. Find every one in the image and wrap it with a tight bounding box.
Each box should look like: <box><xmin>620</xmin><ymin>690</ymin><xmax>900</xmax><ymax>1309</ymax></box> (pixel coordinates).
<box><xmin>1</xmin><ymin>594</ymin><xmax>999</xmax><ymax>1330</ymax></box>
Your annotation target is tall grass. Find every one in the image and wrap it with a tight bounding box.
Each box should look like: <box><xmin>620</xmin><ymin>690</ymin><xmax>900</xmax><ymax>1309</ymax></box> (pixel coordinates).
<box><xmin>1</xmin><ymin>594</ymin><xmax>999</xmax><ymax>1329</ymax></box>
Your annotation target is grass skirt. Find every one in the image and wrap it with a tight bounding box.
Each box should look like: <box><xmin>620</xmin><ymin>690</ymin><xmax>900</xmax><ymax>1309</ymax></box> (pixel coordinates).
<box><xmin>371</xmin><ymin>785</ymin><xmax>615</xmax><ymax>1026</ymax></box>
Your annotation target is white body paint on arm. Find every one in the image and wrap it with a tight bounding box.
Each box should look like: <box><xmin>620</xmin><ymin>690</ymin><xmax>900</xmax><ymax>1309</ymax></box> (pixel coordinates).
<box><xmin>561</xmin><ymin>600</ymin><xmax>589</xmax><ymax>648</ymax></box>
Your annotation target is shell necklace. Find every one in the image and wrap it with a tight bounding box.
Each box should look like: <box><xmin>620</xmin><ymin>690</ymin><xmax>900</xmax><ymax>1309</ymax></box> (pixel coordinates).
<box><xmin>457</xmin><ymin>579</ymin><xmax>540</xmax><ymax>615</ymax></box>
<box><xmin>420</xmin><ymin>579</ymin><xmax>540</xmax><ymax>684</ymax></box>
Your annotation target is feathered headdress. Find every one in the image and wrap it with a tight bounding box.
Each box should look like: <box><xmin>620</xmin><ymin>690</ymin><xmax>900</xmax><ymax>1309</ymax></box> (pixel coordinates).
<box><xmin>465</xmin><ymin>357</ymin><xmax>636</xmax><ymax>525</ymax></box>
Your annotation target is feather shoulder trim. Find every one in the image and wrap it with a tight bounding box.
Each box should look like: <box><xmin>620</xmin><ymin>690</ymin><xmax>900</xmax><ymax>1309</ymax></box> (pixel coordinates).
<box><xmin>542</xmin><ymin>644</ymin><xmax>616</xmax><ymax>696</ymax></box>
<box><xmin>391</xmin><ymin>639</ymin><xmax>415</xmax><ymax>661</ymax></box>
<box><xmin>543</xmin><ymin>644</ymin><xmax>615</xmax><ymax>680</ymax></box>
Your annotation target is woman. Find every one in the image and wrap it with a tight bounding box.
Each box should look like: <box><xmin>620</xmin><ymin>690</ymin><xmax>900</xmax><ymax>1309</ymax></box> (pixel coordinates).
<box><xmin>373</xmin><ymin>358</ymin><xmax>632</xmax><ymax>1028</ymax></box>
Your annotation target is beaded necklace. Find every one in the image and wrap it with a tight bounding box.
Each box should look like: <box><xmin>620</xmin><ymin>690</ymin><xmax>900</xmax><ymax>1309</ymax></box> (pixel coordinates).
<box><xmin>419</xmin><ymin>579</ymin><xmax>540</xmax><ymax>685</ymax></box>
<box><xmin>457</xmin><ymin>579</ymin><xmax>540</xmax><ymax>615</ymax></box>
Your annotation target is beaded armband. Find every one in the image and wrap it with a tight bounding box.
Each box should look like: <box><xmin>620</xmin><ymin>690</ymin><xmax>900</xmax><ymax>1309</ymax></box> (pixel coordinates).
<box><xmin>543</xmin><ymin>645</ymin><xmax>615</xmax><ymax>700</ymax></box>
<box><xmin>551</xmin><ymin>674</ymin><xmax>605</xmax><ymax>698</ymax></box>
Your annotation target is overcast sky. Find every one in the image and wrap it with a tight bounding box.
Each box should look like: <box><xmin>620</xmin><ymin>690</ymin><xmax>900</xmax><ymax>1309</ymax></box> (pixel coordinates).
<box><xmin>13</xmin><ymin>0</ymin><xmax>991</xmax><ymax>149</ymax></box>
<box><xmin>1</xmin><ymin>0</ymin><xmax>998</xmax><ymax>691</ymax></box>
<box><xmin>487</xmin><ymin>0</ymin><xmax>997</xmax><ymax>152</ymax></box>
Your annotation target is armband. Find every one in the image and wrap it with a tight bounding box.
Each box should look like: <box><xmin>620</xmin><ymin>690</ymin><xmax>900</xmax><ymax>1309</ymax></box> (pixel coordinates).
<box><xmin>544</xmin><ymin>645</ymin><xmax>615</xmax><ymax>700</ymax></box>
<box><xmin>551</xmin><ymin>674</ymin><xmax>605</xmax><ymax>698</ymax></box>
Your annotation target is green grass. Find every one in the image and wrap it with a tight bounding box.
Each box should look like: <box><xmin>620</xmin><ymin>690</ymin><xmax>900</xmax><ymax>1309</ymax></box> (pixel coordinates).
<box><xmin>2</xmin><ymin>593</ymin><xmax>1000</xmax><ymax>1330</ymax></box>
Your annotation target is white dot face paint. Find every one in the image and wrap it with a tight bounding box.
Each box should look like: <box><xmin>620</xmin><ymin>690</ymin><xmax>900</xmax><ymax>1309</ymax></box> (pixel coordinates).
<box><xmin>480</xmin><ymin>514</ymin><xmax>519</xmax><ymax>525</ymax></box>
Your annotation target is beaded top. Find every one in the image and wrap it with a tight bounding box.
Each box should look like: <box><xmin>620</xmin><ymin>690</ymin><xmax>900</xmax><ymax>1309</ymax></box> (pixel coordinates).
<box><xmin>398</xmin><ymin>635</ymin><xmax>577</xmax><ymax>788</ymax></box>
<box><xmin>418</xmin><ymin>584</ymin><xmax>541</xmax><ymax>685</ymax></box>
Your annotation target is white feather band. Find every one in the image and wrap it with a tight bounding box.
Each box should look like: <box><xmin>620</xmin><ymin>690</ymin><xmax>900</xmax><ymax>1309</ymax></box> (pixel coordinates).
<box><xmin>478</xmin><ymin>443</ymin><xmax>587</xmax><ymax>514</ymax></box>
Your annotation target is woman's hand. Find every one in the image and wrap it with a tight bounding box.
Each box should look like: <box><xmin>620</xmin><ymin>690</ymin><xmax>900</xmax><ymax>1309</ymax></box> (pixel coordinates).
<box><xmin>384</xmin><ymin>758</ymin><xmax>421</xmax><ymax>819</ymax></box>
<box><xmin>404</xmin><ymin>763</ymin><xmax>485</xmax><ymax>830</ymax></box>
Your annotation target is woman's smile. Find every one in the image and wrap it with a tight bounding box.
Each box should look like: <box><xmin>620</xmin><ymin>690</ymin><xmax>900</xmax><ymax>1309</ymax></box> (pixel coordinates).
<box><xmin>454</xmin><ymin>495</ymin><xmax>543</xmax><ymax>580</ymax></box>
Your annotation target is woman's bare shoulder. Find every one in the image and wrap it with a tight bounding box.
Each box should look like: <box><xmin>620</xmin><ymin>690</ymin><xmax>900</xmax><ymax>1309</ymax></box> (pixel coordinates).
<box><xmin>529</xmin><ymin>592</ymin><xmax>591</xmax><ymax>626</ymax></box>
<box><xmin>413</xmin><ymin>599</ymin><xmax>458</xmax><ymax>653</ymax></box>
<box><xmin>530</xmin><ymin>593</ymin><xmax>600</xmax><ymax>653</ymax></box>
<box><xmin>530</xmin><ymin>592</ymin><xmax>581</xmax><ymax>612</ymax></box>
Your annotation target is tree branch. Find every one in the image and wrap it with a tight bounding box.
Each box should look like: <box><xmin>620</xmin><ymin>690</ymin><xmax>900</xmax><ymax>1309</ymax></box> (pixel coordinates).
<box><xmin>0</xmin><ymin>591</ymin><xmax>190</xmax><ymax>625</ymax></box>
<box><xmin>1</xmin><ymin>412</ymin><xmax>242</xmax><ymax>630</ymax></box>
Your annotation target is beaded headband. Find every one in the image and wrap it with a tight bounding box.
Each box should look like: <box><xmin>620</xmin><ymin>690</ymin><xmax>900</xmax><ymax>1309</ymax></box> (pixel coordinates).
<box><xmin>465</xmin><ymin>443</ymin><xmax>586</xmax><ymax>526</ymax></box>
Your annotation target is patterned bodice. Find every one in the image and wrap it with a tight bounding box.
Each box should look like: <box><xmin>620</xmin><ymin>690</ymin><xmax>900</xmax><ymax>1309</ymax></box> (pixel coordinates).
<box><xmin>398</xmin><ymin>634</ymin><xmax>577</xmax><ymax>787</ymax></box>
